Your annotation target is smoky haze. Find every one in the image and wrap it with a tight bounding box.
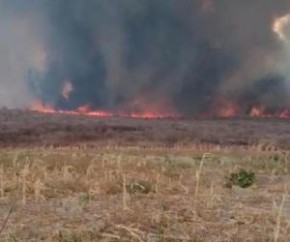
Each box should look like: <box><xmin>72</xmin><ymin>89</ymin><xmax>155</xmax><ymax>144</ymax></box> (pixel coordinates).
<box><xmin>1</xmin><ymin>0</ymin><xmax>290</xmax><ymax>116</ymax></box>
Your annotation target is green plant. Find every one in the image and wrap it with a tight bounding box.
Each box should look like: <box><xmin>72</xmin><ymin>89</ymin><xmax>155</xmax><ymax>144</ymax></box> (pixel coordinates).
<box><xmin>228</xmin><ymin>169</ymin><xmax>255</xmax><ymax>188</ymax></box>
<box><xmin>126</xmin><ymin>180</ymin><xmax>154</xmax><ymax>194</ymax></box>
<box><xmin>79</xmin><ymin>192</ymin><xmax>90</xmax><ymax>207</ymax></box>
<box><xmin>57</xmin><ymin>230</ymin><xmax>79</xmax><ymax>242</ymax></box>
<box><xmin>6</xmin><ymin>233</ymin><xmax>18</xmax><ymax>242</ymax></box>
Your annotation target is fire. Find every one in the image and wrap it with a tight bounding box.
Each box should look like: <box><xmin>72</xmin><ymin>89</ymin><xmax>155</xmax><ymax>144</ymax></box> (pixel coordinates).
<box><xmin>119</xmin><ymin>96</ymin><xmax>181</xmax><ymax>119</ymax></box>
<box><xmin>75</xmin><ymin>105</ymin><xmax>113</xmax><ymax>117</ymax></box>
<box><xmin>30</xmin><ymin>99</ymin><xmax>290</xmax><ymax>120</ymax></box>
<box><xmin>30</xmin><ymin>101</ymin><xmax>113</xmax><ymax>117</ymax></box>
<box><xmin>280</xmin><ymin>109</ymin><xmax>290</xmax><ymax>118</ymax></box>
<box><xmin>216</xmin><ymin>103</ymin><xmax>237</xmax><ymax>118</ymax></box>
<box><xmin>30</xmin><ymin>100</ymin><xmax>55</xmax><ymax>113</ymax></box>
<box><xmin>213</xmin><ymin>101</ymin><xmax>290</xmax><ymax>119</ymax></box>
<box><xmin>273</xmin><ymin>13</ymin><xmax>290</xmax><ymax>43</ymax></box>
<box><xmin>249</xmin><ymin>106</ymin><xmax>265</xmax><ymax>117</ymax></box>
<box><xmin>249</xmin><ymin>106</ymin><xmax>290</xmax><ymax>118</ymax></box>
<box><xmin>127</xmin><ymin>110</ymin><xmax>179</xmax><ymax>119</ymax></box>
<box><xmin>29</xmin><ymin>100</ymin><xmax>180</xmax><ymax>119</ymax></box>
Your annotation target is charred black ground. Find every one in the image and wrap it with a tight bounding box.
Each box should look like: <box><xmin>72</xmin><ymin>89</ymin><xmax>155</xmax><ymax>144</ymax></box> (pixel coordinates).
<box><xmin>1</xmin><ymin>1</ymin><xmax>290</xmax><ymax>115</ymax></box>
<box><xmin>0</xmin><ymin>109</ymin><xmax>289</xmax><ymax>149</ymax></box>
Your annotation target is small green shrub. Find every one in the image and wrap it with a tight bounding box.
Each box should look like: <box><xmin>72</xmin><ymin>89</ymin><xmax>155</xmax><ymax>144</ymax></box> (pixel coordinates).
<box><xmin>126</xmin><ymin>180</ymin><xmax>154</xmax><ymax>194</ymax></box>
<box><xmin>228</xmin><ymin>169</ymin><xmax>255</xmax><ymax>188</ymax></box>
<box><xmin>57</xmin><ymin>230</ymin><xmax>79</xmax><ymax>242</ymax></box>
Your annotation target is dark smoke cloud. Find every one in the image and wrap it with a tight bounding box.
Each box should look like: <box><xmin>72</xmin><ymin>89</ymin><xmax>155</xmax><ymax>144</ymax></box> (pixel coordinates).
<box><xmin>2</xmin><ymin>0</ymin><xmax>290</xmax><ymax>115</ymax></box>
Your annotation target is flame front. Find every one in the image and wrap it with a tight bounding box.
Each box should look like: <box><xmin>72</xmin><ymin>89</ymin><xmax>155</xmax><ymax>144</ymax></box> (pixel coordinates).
<box><xmin>248</xmin><ymin>106</ymin><xmax>290</xmax><ymax>118</ymax></box>
<box><xmin>216</xmin><ymin>103</ymin><xmax>238</xmax><ymax>118</ymax></box>
<box><xmin>29</xmin><ymin>100</ymin><xmax>180</xmax><ymax>119</ymax></box>
<box><xmin>30</xmin><ymin>99</ymin><xmax>290</xmax><ymax>119</ymax></box>
<box><xmin>30</xmin><ymin>101</ymin><xmax>113</xmax><ymax>117</ymax></box>
<box><xmin>30</xmin><ymin>101</ymin><xmax>55</xmax><ymax>113</ymax></box>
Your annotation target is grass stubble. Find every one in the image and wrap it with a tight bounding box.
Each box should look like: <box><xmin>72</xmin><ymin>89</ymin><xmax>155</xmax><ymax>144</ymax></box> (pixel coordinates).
<box><xmin>0</xmin><ymin>146</ymin><xmax>289</xmax><ymax>241</ymax></box>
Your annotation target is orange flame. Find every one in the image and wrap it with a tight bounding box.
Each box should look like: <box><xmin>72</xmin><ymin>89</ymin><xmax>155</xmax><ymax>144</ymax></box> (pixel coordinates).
<box><xmin>120</xmin><ymin>96</ymin><xmax>181</xmax><ymax>119</ymax></box>
<box><xmin>280</xmin><ymin>109</ymin><xmax>290</xmax><ymax>118</ymax></box>
<box><xmin>30</xmin><ymin>101</ymin><xmax>55</xmax><ymax>113</ymax></box>
<box><xmin>29</xmin><ymin>100</ymin><xmax>180</xmax><ymax>119</ymax></box>
<box><xmin>249</xmin><ymin>106</ymin><xmax>290</xmax><ymax>118</ymax></box>
<box><xmin>249</xmin><ymin>106</ymin><xmax>266</xmax><ymax>117</ymax></box>
<box><xmin>216</xmin><ymin>103</ymin><xmax>237</xmax><ymax>118</ymax></box>
<box><xmin>30</xmin><ymin>101</ymin><xmax>113</xmax><ymax>117</ymax></box>
<box><xmin>212</xmin><ymin>100</ymin><xmax>290</xmax><ymax>119</ymax></box>
<box><xmin>30</xmin><ymin>99</ymin><xmax>290</xmax><ymax>119</ymax></box>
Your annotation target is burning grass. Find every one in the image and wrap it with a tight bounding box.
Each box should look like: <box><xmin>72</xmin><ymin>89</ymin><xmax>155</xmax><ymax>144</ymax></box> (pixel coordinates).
<box><xmin>0</xmin><ymin>147</ymin><xmax>290</xmax><ymax>241</ymax></box>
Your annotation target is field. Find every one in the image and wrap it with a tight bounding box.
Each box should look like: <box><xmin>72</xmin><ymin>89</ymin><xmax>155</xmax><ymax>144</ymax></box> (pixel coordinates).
<box><xmin>0</xmin><ymin>110</ymin><xmax>290</xmax><ymax>241</ymax></box>
<box><xmin>1</xmin><ymin>109</ymin><xmax>290</xmax><ymax>149</ymax></box>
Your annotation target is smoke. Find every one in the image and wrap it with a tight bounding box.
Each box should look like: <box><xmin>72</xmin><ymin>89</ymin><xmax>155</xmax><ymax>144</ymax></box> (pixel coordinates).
<box><xmin>2</xmin><ymin>0</ymin><xmax>290</xmax><ymax>115</ymax></box>
<box><xmin>0</xmin><ymin>1</ymin><xmax>45</xmax><ymax>108</ymax></box>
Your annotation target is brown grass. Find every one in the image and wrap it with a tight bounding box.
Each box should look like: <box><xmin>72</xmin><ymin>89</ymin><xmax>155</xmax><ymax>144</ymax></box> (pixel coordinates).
<box><xmin>0</xmin><ymin>147</ymin><xmax>289</xmax><ymax>241</ymax></box>
<box><xmin>1</xmin><ymin>109</ymin><xmax>290</xmax><ymax>149</ymax></box>
<box><xmin>0</xmin><ymin>110</ymin><xmax>290</xmax><ymax>240</ymax></box>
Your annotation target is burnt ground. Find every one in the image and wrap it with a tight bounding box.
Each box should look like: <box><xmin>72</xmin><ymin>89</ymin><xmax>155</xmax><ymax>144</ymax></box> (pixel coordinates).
<box><xmin>0</xmin><ymin>108</ymin><xmax>290</xmax><ymax>149</ymax></box>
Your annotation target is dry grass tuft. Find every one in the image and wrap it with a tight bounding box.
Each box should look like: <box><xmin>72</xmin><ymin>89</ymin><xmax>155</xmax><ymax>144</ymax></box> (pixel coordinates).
<box><xmin>0</xmin><ymin>147</ymin><xmax>289</xmax><ymax>241</ymax></box>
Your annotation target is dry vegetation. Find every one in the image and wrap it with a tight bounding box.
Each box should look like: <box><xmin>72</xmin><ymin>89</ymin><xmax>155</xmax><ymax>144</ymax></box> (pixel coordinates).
<box><xmin>1</xmin><ymin>109</ymin><xmax>290</xmax><ymax>149</ymax></box>
<box><xmin>0</xmin><ymin>147</ymin><xmax>289</xmax><ymax>241</ymax></box>
<box><xmin>0</xmin><ymin>110</ymin><xmax>290</xmax><ymax>241</ymax></box>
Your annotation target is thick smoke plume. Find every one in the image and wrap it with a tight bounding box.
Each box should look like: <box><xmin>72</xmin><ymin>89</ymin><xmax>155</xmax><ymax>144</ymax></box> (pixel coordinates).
<box><xmin>1</xmin><ymin>0</ymin><xmax>290</xmax><ymax>116</ymax></box>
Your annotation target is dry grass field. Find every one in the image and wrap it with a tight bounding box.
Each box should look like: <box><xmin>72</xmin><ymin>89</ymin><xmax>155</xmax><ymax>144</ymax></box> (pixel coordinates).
<box><xmin>0</xmin><ymin>147</ymin><xmax>290</xmax><ymax>241</ymax></box>
<box><xmin>0</xmin><ymin>110</ymin><xmax>290</xmax><ymax>241</ymax></box>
